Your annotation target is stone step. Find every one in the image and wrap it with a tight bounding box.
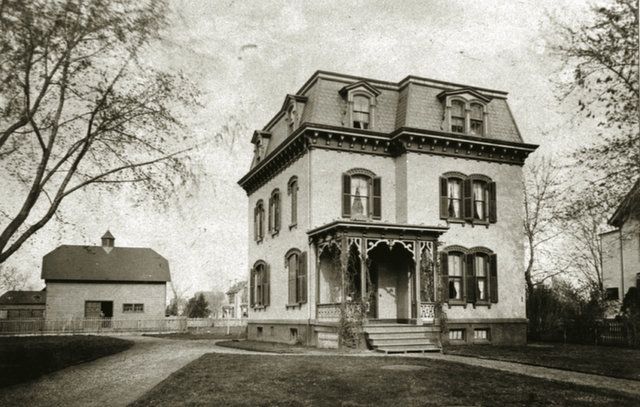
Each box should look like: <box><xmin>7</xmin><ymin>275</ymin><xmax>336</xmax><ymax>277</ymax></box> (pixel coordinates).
<box><xmin>365</xmin><ymin>332</ymin><xmax>433</xmax><ymax>340</ymax></box>
<box><xmin>375</xmin><ymin>344</ymin><xmax>441</xmax><ymax>354</ymax></box>
<box><xmin>364</xmin><ymin>326</ymin><xmax>433</xmax><ymax>334</ymax></box>
<box><xmin>369</xmin><ymin>338</ymin><xmax>438</xmax><ymax>347</ymax></box>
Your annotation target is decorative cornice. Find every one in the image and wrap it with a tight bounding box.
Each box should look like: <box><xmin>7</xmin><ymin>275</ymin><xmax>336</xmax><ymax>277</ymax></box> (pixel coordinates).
<box><xmin>339</xmin><ymin>80</ymin><xmax>381</xmax><ymax>97</ymax></box>
<box><xmin>238</xmin><ymin>123</ymin><xmax>538</xmax><ymax>194</ymax></box>
<box><xmin>437</xmin><ymin>88</ymin><xmax>492</xmax><ymax>103</ymax></box>
<box><xmin>308</xmin><ymin>220</ymin><xmax>448</xmax><ymax>243</ymax></box>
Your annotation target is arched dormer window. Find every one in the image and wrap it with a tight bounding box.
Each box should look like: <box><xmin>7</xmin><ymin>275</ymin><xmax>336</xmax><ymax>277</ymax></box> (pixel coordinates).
<box><xmin>268</xmin><ymin>189</ymin><xmax>281</xmax><ymax>235</ymax></box>
<box><xmin>470</xmin><ymin>103</ymin><xmax>484</xmax><ymax>136</ymax></box>
<box><xmin>352</xmin><ymin>95</ymin><xmax>371</xmax><ymax>129</ymax></box>
<box><xmin>339</xmin><ymin>81</ymin><xmax>380</xmax><ymax>130</ymax></box>
<box><xmin>451</xmin><ymin>100</ymin><xmax>465</xmax><ymax>133</ymax></box>
<box><xmin>254</xmin><ymin>200</ymin><xmax>265</xmax><ymax>242</ymax></box>
<box><xmin>286</xmin><ymin>104</ymin><xmax>296</xmax><ymax>134</ymax></box>
<box><xmin>342</xmin><ymin>168</ymin><xmax>381</xmax><ymax>220</ymax></box>
<box><xmin>287</xmin><ymin>176</ymin><xmax>298</xmax><ymax>228</ymax></box>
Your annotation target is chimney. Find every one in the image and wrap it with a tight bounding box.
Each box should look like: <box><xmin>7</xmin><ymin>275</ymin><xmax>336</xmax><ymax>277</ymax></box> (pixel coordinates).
<box><xmin>101</xmin><ymin>230</ymin><xmax>115</xmax><ymax>253</ymax></box>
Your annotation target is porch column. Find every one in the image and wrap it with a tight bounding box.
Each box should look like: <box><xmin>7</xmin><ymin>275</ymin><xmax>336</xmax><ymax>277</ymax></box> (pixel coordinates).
<box><xmin>340</xmin><ymin>236</ymin><xmax>348</xmax><ymax>303</ymax></box>
<box><xmin>360</xmin><ymin>240</ymin><xmax>368</xmax><ymax>303</ymax></box>
<box><xmin>414</xmin><ymin>239</ymin><xmax>421</xmax><ymax>323</ymax></box>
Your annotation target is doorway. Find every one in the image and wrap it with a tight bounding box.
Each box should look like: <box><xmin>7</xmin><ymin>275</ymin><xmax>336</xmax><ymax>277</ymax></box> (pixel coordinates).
<box><xmin>367</xmin><ymin>242</ymin><xmax>413</xmax><ymax>322</ymax></box>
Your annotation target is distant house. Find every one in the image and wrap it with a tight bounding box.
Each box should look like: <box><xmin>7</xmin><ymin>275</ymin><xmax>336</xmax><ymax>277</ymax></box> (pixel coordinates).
<box><xmin>602</xmin><ymin>179</ymin><xmax>640</xmax><ymax>304</ymax></box>
<box><xmin>41</xmin><ymin>231</ymin><xmax>171</xmax><ymax>320</ymax></box>
<box><xmin>0</xmin><ymin>290</ymin><xmax>46</xmax><ymax>320</ymax></box>
<box><xmin>223</xmin><ymin>281</ymin><xmax>248</xmax><ymax>318</ymax></box>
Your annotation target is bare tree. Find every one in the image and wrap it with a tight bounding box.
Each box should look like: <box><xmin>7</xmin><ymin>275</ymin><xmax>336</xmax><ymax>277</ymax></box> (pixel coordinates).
<box><xmin>0</xmin><ymin>265</ymin><xmax>29</xmax><ymax>293</ymax></box>
<box><xmin>0</xmin><ymin>0</ymin><xmax>201</xmax><ymax>264</ymax></box>
<box><xmin>523</xmin><ymin>156</ymin><xmax>564</xmax><ymax>296</ymax></box>
<box><xmin>551</xmin><ymin>0</ymin><xmax>639</xmax><ymax>210</ymax></box>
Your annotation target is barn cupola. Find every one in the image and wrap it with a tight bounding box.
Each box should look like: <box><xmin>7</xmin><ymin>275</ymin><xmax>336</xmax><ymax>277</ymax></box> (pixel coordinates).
<box><xmin>101</xmin><ymin>230</ymin><xmax>115</xmax><ymax>253</ymax></box>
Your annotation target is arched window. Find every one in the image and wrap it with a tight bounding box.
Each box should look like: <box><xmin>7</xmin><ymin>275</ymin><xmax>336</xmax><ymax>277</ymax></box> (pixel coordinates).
<box><xmin>352</xmin><ymin>95</ymin><xmax>370</xmax><ymax>129</ymax></box>
<box><xmin>287</xmin><ymin>176</ymin><xmax>298</xmax><ymax>228</ymax></box>
<box><xmin>268</xmin><ymin>189</ymin><xmax>281</xmax><ymax>235</ymax></box>
<box><xmin>470</xmin><ymin>103</ymin><xmax>484</xmax><ymax>136</ymax></box>
<box><xmin>451</xmin><ymin>100</ymin><xmax>465</xmax><ymax>133</ymax></box>
<box><xmin>250</xmin><ymin>261</ymin><xmax>270</xmax><ymax>308</ymax></box>
<box><xmin>254</xmin><ymin>200</ymin><xmax>265</xmax><ymax>241</ymax></box>
<box><xmin>440</xmin><ymin>173</ymin><xmax>496</xmax><ymax>223</ymax></box>
<box><xmin>286</xmin><ymin>249</ymin><xmax>307</xmax><ymax>305</ymax></box>
<box><xmin>441</xmin><ymin>246</ymin><xmax>498</xmax><ymax>305</ymax></box>
<box><xmin>342</xmin><ymin>169</ymin><xmax>381</xmax><ymax>220</ymax></box>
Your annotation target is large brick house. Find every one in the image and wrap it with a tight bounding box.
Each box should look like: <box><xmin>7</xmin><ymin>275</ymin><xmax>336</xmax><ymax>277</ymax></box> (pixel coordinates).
<box><xmin>42</xmin><ymin>231</ymin><xmax>170</xmax><ymax>320</ymax></box>
<box><xmin>238</xmin><ymin>71</ymin><xmax>537</xmax><ymax>351</ymax></box>
<box><xmin>602</xmin><ymin>178</ymin><xmax>640</xmax><ymax>305</ymax></box>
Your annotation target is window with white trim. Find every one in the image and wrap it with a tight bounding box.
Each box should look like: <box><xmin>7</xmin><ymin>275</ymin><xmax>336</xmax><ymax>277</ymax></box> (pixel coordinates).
<box><xmin>342</xmin><ymin>169</ymin><xmax>381</xmax><ymax>220</ymax></box>
<box><xmin>440</xmin><ymin>173</ymin><xmax>496</xmax><ymax>224</ymax></box>
<box><xmin>352</xmin><ymin>95</ymin><xmax>370</xmax><ymax>129</ymax></box>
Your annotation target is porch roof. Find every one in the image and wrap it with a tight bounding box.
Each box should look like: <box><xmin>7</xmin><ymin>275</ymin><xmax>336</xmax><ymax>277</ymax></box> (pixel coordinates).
<box><xmin>307</xmin><ymin>220</ymin><xmax>448</xmax><ymax>241</ymax></box>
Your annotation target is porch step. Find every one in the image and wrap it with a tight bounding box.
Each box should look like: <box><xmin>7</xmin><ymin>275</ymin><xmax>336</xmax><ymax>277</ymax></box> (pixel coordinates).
<box><xmin>363</xmin><ymin>324</ymin><xmax>441</xmax><ymax>353</ymax></box>
<box><xmin>375</xmin><ymin>344</ymin><xmax>441</xmax><ymax>354</ymax></box>
<box><xmin>369</xmin><ymin>338</ymin><xmax>438</xmax><ymax>347</ymax></box>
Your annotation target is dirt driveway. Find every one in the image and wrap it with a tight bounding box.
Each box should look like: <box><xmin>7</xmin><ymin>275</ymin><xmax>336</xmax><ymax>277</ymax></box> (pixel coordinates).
<box><xmin>0</xmin><ymin>336</ymin><xmax>257</xmax><ymax>407</ymax></box>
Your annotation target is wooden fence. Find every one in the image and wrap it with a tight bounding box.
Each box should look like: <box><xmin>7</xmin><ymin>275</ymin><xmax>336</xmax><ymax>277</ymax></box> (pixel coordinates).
<box><xmin>0</xmin><ymin>317</ymin><xmax>246</xmax><ymax>336</ymax></box>
<box><xmin>597</xmin><ymin>320</ymin><xmax>639</xmax><ymax>347</ymax></box>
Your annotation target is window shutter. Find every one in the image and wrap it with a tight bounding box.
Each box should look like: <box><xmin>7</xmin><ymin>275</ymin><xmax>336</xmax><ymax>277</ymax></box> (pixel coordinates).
<box><xmin>440</xmin><ymin>252</ymin><xmax>449</xmax><ymax>300</ymax></box>
<box><xmin>489</xmin><ymin>253</ymin><xmax>498</xmax><ymax>303</ymax></box>
<box><xmin>465</xmin><ymin>254</ymin><xmax>476</xmax><ymax>304</ymax></box>
<box><xmin>372</xmin><ymin>176</ymin><xmax>382</xmax><ymax>219</ymax></box>
<box><xmin>439</xmin><ymin>177</ymin><xmax>449</xmax><ymax>219</ymax></box>
<box><xmin>288</xmin><ymin>256</ymin><xmax>296</xmax><ymax>304</ymax></box>
<box><xmin>253</xmin><ymin>207</ymin><xmax>258</xmax><ymax>241</ymax></box>
<box><xmin>299</xmin><ymin>251</ymin><xmax>307</xmax><ymax>303</ymax></box>
<box><xmin>342</xmin><ymin>174</ymin><xmax>351</xmax><ymax>217</ymax></box>
<box><xmin>488</xmin><ymin>181</ymin><xmax>497</xmax><ymax>223</ymax></box>
<box><xmin>264</xmin><ymin>264</ymin><xmax>270</xmax><ymax>307</ymax></box>
<box><xmin>249</xmin><ymin>268</ymin><xmax>255</xmax><ymax>307</ymax></box>
<box><xmin>463</xmin><ymin>178</ymin><xmax>473</xmax><ymax>221</ymax></box>
<box><xmin>268</xmin><ymin>197</ymin><xmax>273</xmax><ymax>232</ymax></box>
<box><xmin>275</xmin><ymin>195</ymin><xmax>281</xmax><ymax>232</ymax></box>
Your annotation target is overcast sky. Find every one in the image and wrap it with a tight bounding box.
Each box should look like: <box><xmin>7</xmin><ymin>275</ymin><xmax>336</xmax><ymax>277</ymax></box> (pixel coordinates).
<box><xmin>5</xmin><ymin>0</ymin><xmax>596</xmax><ymax>297</ymax></box>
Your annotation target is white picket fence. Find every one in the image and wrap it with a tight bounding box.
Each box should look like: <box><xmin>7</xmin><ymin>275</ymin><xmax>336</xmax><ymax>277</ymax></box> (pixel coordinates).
<box><xmin>0</xmin><ymin>317</ymin><xmax>246</xmax><ymax>335</ymax></box>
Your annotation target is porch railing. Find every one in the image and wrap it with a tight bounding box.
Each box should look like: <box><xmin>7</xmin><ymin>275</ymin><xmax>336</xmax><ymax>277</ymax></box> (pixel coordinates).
<box><xmin>316</xmin><ymin>303</ymin><xmax>341</xmax><ymax>321</ymax></box>
<box><xmin>419</xmin><ymin>302</ymin><xmax>437</xmax><ymax>323</ymax></box>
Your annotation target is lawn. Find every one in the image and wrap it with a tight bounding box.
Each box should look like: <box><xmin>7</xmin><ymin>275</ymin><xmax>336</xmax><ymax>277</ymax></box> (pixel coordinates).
<box><xmin>131</xmin><ymin>353</ymin><xmax>637</xmax><ymax>406</ymax></box>
<box><xmin>444</xmin><ymin>342</ymin><xmax>640</xmax><ymax>381</ymax></box>
<box><xmin>0</xmin><ymin>335</ymin><xmax>133</xmax><ymax>388</ymax></box>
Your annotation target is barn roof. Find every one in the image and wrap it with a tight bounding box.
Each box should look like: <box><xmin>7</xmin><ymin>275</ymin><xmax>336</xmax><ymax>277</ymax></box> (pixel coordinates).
<box><xmin>41</xmin><ymin>245</ymin><xmax>171</xmax><ymax>283</ymax></box>
<box><xmin>0</xmin><ymin>290</ymin><xmax>46</xmax><ymax>305</ymax></box>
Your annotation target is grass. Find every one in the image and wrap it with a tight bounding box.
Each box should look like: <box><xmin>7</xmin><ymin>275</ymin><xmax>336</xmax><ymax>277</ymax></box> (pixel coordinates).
<box><xmin>0</xmin><ymin>335</ymin><xmax>133</xmax><ymax>388</ymax></box>
<box><xmin>443</xmin><ymin>342</ymin><xmax>640</xmax><ymax>381</ymax></box>
<box><xmin>131</xmin><ymin>353</ymin><xmax>638</xmax><ymax>406</ymax></box>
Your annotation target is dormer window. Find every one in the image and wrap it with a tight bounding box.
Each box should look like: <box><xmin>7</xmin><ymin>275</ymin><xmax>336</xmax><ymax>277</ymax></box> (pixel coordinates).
<box><xmin>339</xmin><ymin>81</ymin><xmax>380</xmax><ymax>131</ymax></box>
<box><xmin>470</xmin><ymin>103</ymin><xmax>484</xmax><ymax>136</ymax></box>
<box><xmin>352</xmin><ymin>95</ymin><xmax>370</xmax><ymax>129</ymax></box>
<box><xmin>437</xmin><ymin>89</ymin><xmax>491</xmax><ymax>137</ymax></box>
<box><xmin>287</xmin><ymin>105</ymin><xmax>296</xmax><ymax>134</ymax></box>
<box><xmin>451</xmin><ymin>100</ymin><xmax>465</xmax><ymax>133</ymax></box>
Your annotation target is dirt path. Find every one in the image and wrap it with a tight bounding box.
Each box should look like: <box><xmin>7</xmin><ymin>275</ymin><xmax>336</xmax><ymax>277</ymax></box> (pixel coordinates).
<box><xmin>0</xmin><ymin>336</ymin><xmax>263</xmax><ymax>407</ymax></box>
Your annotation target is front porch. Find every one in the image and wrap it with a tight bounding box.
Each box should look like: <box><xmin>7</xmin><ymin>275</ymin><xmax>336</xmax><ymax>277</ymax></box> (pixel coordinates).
<box><xmin>309</xmin><ymin>221</ymin><xmax>448</xmax><ymax>327</ymax></box>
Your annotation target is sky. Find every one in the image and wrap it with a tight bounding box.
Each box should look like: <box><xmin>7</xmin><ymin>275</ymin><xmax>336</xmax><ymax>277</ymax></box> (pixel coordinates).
<box><xmin>2</xmin><ymin>0</ymin><xmax>597</xmax><ymax>297</ymax></box>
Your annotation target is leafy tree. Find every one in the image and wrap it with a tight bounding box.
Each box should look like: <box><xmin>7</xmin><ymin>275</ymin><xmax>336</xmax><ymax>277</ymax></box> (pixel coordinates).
<box><xmin>185</xmin><ymin>293</ymin><xmax>210</xmax><ymax>318</ymax></box>
<box><xmin>0</xmin><ymin>0</ymin><xmax>200</xmax><ymax>264</ymax></box>
<box><xmin>552</xmin><ymin>0</ymin><xmax>639</xmax><ymax>210</ymax></box>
